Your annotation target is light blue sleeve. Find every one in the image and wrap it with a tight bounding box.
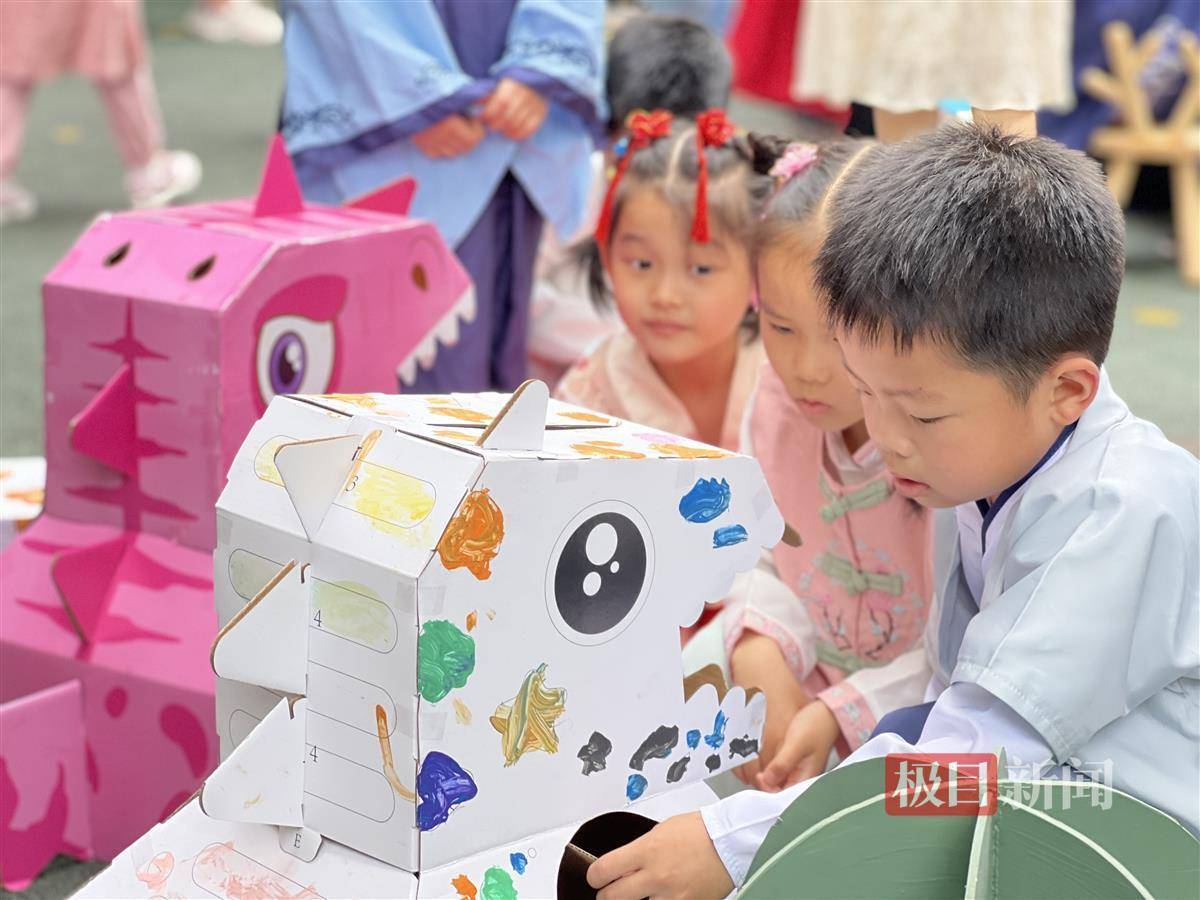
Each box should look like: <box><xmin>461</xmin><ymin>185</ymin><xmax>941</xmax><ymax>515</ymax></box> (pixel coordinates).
<box><xmin>493</xmin><ymin>0</ymin><xmax>606</xmax><ymax>117</ymax></box>
<box><xmin>280</xmin><ymin>0</ymin><xmax>471</xmax><ymax>157</ymax></box>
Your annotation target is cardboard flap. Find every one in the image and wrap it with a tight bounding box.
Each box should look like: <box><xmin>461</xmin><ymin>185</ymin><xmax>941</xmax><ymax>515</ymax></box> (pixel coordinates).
<box><xmin>253</xmin><ymin>134</ymin><xmax>304</xmax><ymax>218</ymax></box>
<box><xmin>211</xmin><ymin>559</ymin><xmax>308</xmax><ymax>694</ymax></box>
<box><xmin>51</xmin><ymin>534</ymin><xmax>129</xmax><ymax>643</ymax></box>
<box><xmin>68</xmin><ymin>361</ymin><xmax>135</xmax><ymax>476</ymax></box>
<box><xmin>346</xmin><ymin>177</ymin><xmax>417</xmax><ymax>217</ymax></box>
<box><xmin>201</xmin><ymin>697</ymin><xmax>306</xmax><ymax>827</ymax></box>
<box><xmin>275</xmin><ymin>433</ymin><xmax>361</xmax><ymax>540</ymax></box>
<box><xmin>477</xmin><ymin>380</ymin><xmax>549</xmax><ymax>451</ymax></box>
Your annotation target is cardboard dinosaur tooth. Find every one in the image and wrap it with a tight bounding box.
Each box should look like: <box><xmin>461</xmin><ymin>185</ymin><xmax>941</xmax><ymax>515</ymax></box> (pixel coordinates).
<box><xmin>157</xmin><ymin>380</ymin><xmax>783</xmax><ymax>892</ymax></box>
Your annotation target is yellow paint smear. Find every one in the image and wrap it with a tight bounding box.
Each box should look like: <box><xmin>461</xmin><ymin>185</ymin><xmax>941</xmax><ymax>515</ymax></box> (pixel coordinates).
<box><xmin>253</xmin><ymin>436</ymin><xmax>291</xmax><ymax>485</ymax></box>
<box><xmin>375</xmin><ymin>705</ymin><xmax>416</xmax><ymax>801</ymax></box>
<box><xmin>342</xmin><ymin>461</ymin><xmax>436</xmax><ymax>535</ymax></box>
<box><xmin>436</xmin><ymin>428</ymin><xmax>480</xmax><ymax>443</ymax></box>
<box><xmin>490</xmin><ymin>663</ymin><xmax>566</xmax><ymax>766</ymax></box>
<box><xmin>453</xmin><ymin>697</ymin><xmax>472</xmax><ymax>725</ymax></box>
<box><xmin>571</xmin><ymin>440</ymin><xmax>646</xmax><ymax>460</ymax></box>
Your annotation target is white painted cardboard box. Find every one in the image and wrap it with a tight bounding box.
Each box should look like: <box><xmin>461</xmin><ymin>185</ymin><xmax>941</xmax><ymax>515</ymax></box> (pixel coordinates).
<box><xmin>201</xmin><ymin>381</ymin><xmax>782</xmax><ymax>882</ymax></box>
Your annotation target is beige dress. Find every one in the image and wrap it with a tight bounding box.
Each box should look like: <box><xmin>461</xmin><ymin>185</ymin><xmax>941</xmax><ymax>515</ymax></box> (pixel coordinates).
<box><xmin>794</xmin><ymin>0</ymin><xmax>1074</xmax><ymax>113</ymax></box>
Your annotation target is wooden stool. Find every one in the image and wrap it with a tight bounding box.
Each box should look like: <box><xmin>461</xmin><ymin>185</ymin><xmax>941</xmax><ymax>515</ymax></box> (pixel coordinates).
<box><xmin>1082</xmin><ymin>21</ymin><xmax>1199</xmax><ymax>286</ymax></box>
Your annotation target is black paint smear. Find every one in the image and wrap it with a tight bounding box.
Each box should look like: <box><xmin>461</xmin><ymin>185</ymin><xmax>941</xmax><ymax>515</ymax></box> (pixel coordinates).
<box><xmin>629</xmin><ymin>725</ymin><xmax>679</xmax><ymax>771</ymax></box>
<box><xmin>577</xmin><ymin>732</ymin><xmax>613</xmax><ymax>776</ymax></box>
<box><xmin>666</xmin><ymin>757</ymin><xmax>690</xmax><ymax>783</ymax></box>
<box><xmin>729</xmin><ymin>737</ymin><xmax>759</xmax><ymax>759</ymax></box>
<box><xmin>705</xmin><ymin>754</ymin><xmax>721</xmax><ymax>772</ymax></box>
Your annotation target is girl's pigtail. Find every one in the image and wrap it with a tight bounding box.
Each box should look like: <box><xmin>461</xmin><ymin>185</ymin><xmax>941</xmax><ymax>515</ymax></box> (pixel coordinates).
<box><xmin>746</xmin><ymin>132</ymin><xmax>793</xmax><ymax>177</ymax></box>
<box><xmin>691</xmin><ymin>109</ymin><xmax>736</xmax><ymax>243</ymax></box>
<box><xmin>594</xmin><ymin>109</ymin><xmax>673</xmax><ymax>247</ymax></box>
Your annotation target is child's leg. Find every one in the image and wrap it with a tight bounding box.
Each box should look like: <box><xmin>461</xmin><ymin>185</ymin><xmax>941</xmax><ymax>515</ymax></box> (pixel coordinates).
<box><xmin>93</xmin><ymin>66</ymin><xmax>165</xmax><ymax>170</ymax></box>
<box><xmin>491</xmin><ymin>175</ymin><xmax>542</xmax><ymax>390</ymax></box>
<box><xmin>0</xmin><ymin>81</ymin><xmax>33</xmax><ymax>181</ymax></box>
<box><xmin>971</xmin><ymin>107</ymin><xmax>1037</xmax><ymax>138</ymax></box>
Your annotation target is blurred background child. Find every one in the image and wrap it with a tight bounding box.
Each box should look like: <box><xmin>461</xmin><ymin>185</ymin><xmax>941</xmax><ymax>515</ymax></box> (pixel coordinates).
<box><xmin>0</xmin><ymin>0</ymin><xmax>201</xmax><ymax>224</ymax></box>
<box><xmin>278</xmin><ymin>0</ymin><xmax>605</xmax><ymax>392</ymax></box>
<box><xmin>554</xmin><ymin>112</ymin><xmax>770</xmax><ymax>450</ymax></box>
<box><xmin>528</xmin><ymin>12</ymin><xmax>734</xmax><ymax>386</ymax></box>
<box><xmin>682</xmin><ymin>137</ymin><xmax>934</xmax><ymax>791</ymax></box>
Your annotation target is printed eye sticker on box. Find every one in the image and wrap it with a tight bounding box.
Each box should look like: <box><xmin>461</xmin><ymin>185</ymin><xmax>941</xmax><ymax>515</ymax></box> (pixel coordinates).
<box><xmin>227</xmin><ymin>548</ymin><xmax>398</xmax><ymax>652</ymax></box>
<box><xmin>545</xmin><ymin>501</ymin><xmax>654</xmax><ymax>646</ymax></box>
<box><xmin>252</xmin><ymin>434</ymin><xmax>437</xmax><ymax>533</ymax></box>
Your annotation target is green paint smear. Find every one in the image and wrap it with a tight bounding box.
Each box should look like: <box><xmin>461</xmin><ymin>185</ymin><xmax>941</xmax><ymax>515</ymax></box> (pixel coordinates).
<box><xmin>417</xmin><ymin>620</ymin><xmax>476</xmax><ymax>703</ymax></box>
<box><xmin>481</xmin><ymin>867</ymin><xmax>517</xmax><ymax>900</ymax></box>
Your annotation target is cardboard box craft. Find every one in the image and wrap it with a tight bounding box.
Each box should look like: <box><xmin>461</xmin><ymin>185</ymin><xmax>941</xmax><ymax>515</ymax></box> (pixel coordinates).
<box><xmin>208</xmin><ymin>381</ymin><xmax>783</xmax><ymax>872</ymax></box>
<box><xmin>74</xmin><ymin>781</ymin><xmax>720</xmax><ymax>899</ymax></box>
<box><xmin>0</xmin><ymin>456</ymin><xmax>45</xmax><ymax>551</ymax></box>
<box><xmin>0</xmin><ymin>135</ymin><xmax>476</xmax><ymax>884</ymax></box>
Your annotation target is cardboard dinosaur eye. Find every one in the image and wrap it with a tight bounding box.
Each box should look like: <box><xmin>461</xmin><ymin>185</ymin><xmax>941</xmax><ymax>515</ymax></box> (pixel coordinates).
<box><xmin>547</xmin><ymin>503</ymin><xmax>653</xmax><ymax>645</ymax></box>
<box><xmin>255</xmin><ymin>315</ymin><xmax>335</xmax><ymax>405</ymax></box>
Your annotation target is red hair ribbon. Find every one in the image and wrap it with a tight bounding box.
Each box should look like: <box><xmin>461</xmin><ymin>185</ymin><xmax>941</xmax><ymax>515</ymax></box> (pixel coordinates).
<box><xmin>594</xmin><ymin>109</ymin><xmax>674</xmax><ymax>247</ymax></box>
<box><xmin>691</xmin><ymin>109</ymin><xmax>736</xmax><ymax>243</ymax></box>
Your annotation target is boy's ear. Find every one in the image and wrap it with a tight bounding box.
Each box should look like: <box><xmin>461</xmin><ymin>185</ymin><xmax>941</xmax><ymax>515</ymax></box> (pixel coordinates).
<box><xmin>1046</xmin><ymin>354</ymin><xmax>1101</xmax><ymax>426</ymax></box>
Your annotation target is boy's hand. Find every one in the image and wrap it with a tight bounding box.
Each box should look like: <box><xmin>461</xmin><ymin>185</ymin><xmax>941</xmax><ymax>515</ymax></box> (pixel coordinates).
<box><xmin>412</xmin><ymin>114</ymin><xmax>485</xmax><ymax>158</ymax></box>
<box><xmin>756</xmin><ymin>699</ymin><xmax>841</xmax><ymax>792</ymax></box>
<box><xmin>587</xmin><ymin>812</ymin><xmax>734</xmax><ymax>899</ymax></box>
<box><xmin>481</xmin><ymin>78</ymin><xmax>548</xmax><ymax>141</ymax></box>
<box><xmin>729</xmin><ymin>633</ymin><xmax>808</xmax><ymax>785</ymax></box>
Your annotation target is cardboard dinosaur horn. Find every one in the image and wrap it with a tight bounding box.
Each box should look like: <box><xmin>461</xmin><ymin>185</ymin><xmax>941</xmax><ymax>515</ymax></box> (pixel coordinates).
<box><xmin>254</xmin><ymin>134</ymin><xmax>305</xmax><ymax>218</ymax></box>
<box><xmin>347</xmin><ymin>177</ymin><xmax>417</xmax><ymax>217</ymax></box>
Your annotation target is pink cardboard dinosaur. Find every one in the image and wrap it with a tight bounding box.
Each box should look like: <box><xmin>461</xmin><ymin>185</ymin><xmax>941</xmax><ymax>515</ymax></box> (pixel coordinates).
<box><xmin>0</xmin><ymin>137</ymin><xmax>474</xmax><ymax>890</ymax></box>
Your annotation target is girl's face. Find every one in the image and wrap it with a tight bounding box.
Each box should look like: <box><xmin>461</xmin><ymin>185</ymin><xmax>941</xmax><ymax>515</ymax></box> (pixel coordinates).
<box><xmin>757</xmin><ymin>242</ymin><xmax>864</xmax><ymax>433</ymax></box>
<box><xmin>607</xmin><ymin>187</ymin><xmax>752</xmax><ymax>366</ymax></box>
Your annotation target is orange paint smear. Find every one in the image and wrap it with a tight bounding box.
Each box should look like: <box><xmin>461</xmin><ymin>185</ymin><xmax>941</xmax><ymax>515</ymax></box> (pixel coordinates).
<box><xmin>648</xmin><ymin>441</ymin><xmax>731</xmax><ymax>459</ymax></box>
<box><xmin>5</xmin><ymin>487</ymin><xmax>44</xmax><ymax>504</ymax></box>
<box><xmin>375</xmin><ymin>704</ymin><xmax>416</xmax><ymax>801</ymax></box>
<box><xmin>466</xmin><ymin>611</ymin><xmax>478</xmax><ymax>631</ymax></box>
<box><xmin>428</xmin><ymin>404</ymin><xmax>492</xmax><ymax>424</ymax></box>
<box><xmin>571</xmin><ymin>440</ymin><xmax>646</xmax><ymax>460</ymax></box>
<box><xmin>435</xmin><ymin>428</ymin><xmax>480</xmax><ymax>443</ymax></box>
<box><xmin>452</xmin><ymin>874</ymin><xmax>478</xmax><ymax>899</ymax></box>
<box><xmin>559</xmin><ymin>410</ymin><xmax>610</xmax><ymax>424</ymax></box>
<box><xmin>437</xmin><ymin>489</ymin><xmax>504</xmax><ymax>579</ymax></box>
<box><xmin>135</xmin><ymin>850</ymin><xmax>174</xmax><ymax>892</ymax></box>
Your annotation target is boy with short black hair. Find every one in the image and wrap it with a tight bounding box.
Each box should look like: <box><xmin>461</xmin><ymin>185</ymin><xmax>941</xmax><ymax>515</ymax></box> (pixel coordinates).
<box><xmin>588</xmin><ymin>124</ymin><xmax>1199</xmax><ymax>899</ymax></box>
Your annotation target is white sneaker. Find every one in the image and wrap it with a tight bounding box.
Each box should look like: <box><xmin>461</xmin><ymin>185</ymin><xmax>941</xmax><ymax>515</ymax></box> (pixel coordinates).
<box><xmin>125</xmin><ymin>150</ymin><xmax>203</xmax><ymax>209</ymax></box>
<box><xmin>0</xmin><ymin>179</ymin><xmax>38</xmax><ymax>226</ymax></box>
<box><xmin>184</xmin><ymin>0</ymin><xmax>283</xmax><ymax>46</ymax></box>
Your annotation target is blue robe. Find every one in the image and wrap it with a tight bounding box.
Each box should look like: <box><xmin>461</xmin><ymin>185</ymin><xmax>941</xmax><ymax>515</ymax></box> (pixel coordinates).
<box><xmin>280</xmin><ymin>0</ymin><xmax>605</xmax><ymax>390</ymax></box>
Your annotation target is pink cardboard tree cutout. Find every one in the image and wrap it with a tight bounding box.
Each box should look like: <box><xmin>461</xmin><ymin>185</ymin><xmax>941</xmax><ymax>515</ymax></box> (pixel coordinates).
<box><xmin>0</xmin><ymin>136</ymin><xmax>474</xmax><ymax>889</ymax></box>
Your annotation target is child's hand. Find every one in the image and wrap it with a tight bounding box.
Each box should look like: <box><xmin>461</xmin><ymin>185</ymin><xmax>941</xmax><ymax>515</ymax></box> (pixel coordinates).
<box><xmin>412</xmin><ymin>114</ymin><xmax>485</xmax><ymax>158</ymax></box>
<box><xmin>756</xmin><ymin>699</ymin><xmax>841</xmax><ymax>792</ymax></box>
<box><xmin>729</xmin><ymin>633</ymin><xmax>808</xmax><ymax>785</ymax></box>
<box><xmin>587</xmin><ymin>811</ymin><xmax>734</xmax><ymax>899</ymax></box>
<box><xmin>481</xmin><ymin>78</ymin><xmax>548</xmax><ymax>141</ymax></box>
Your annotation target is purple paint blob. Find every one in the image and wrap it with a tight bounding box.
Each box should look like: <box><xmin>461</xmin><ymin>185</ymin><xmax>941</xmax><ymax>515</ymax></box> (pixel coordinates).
<box><xmin>417</xmin><ymin>751</ymin><xmax>477</xmax><ymax>831</ymax></box>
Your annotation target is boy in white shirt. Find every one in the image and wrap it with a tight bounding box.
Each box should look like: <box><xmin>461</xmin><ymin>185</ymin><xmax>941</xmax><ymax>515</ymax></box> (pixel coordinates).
<box><xmin>588</xmin><ymin>124</ymin><xmax>1199</xmax><ymax>898</ymax></box>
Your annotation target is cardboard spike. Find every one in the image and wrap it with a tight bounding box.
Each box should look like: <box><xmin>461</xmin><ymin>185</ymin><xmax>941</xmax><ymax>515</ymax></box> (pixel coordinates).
<box><xmin>274</xmin><ymin>434</ymin><xmax>362</xmax><ymax>540</ymax></box>
<box><xmin>69</xmin><ymin>362</ymin><xmax>136</xmax><ymax>475</ymax></box>
<box><xmin>253</xmin><ymin>134</ymin><xmax>305</xmax><ymax>218</ymax></box>
<box><xmin>347</xmin><ymin>177</ymin><xmax>417</xmax><ymax>217</ymax></box>
<box><xmin>200</xmin><ymin>697</ymin><xmax>305</xmax><ymax>827</ymax></box>
<box><xmin>477</xmin><ymin>379</ymin><xmax>549</xmax><ymax>451</ymax></box>
<box><xmin>51</xmin><ymin>535</ymin><xmax>130</xmax><ymax>643</ymax></box>
<box><xmin>211</xmin><ymin>559</ymin><xmax>307</xmax><ymax>694</ymax></box>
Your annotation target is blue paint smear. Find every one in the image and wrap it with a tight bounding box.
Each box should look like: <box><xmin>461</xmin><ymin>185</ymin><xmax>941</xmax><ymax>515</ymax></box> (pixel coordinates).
<box><xmin>704</xmin><ymin>710</ymin><xmax>728</xmax><ymax>749</ymax></box>
<box><xmin>713</xmin><ymin>524</ymin><xmax>748</xmax><ymax>548</ymax></box>
<box><xmin>686</xmin><ymin>729</ymin><xmax>701</xmax><ymax>749</ymax></box>
<box><xmin>679</xmin><ymin>477</ymin><xmax>731</xmax><ymax>523</ymax></box>
<box><xmin>416</xmin><ymin>751</ymin><xmax>478</xmax><ymax>831</ymax></box>
<box><xmin>626</xmin><ymin>773</ymin><xmax>648</xmax><ymax>801</ymax></box>
<box><xmin>510</xmin><ymin>852</ymin><xmax>528</xmax><ymax>875</ymax></box>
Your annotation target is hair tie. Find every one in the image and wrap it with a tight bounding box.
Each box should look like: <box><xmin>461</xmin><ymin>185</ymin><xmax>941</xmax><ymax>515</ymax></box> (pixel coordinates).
<box><xmin>691</xmin><ymin>109</ymin><xmax>736</xmax><ymax>243</ymax></box>
<box><xmin>595</xmin><ymin>109</ymin><xmax>673</xmax><ymax>247</ymax></box>
<box><xmin>769</xmin><ymin>142</ymin><xmax>819</xmax><ymax>183</ymax></box>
